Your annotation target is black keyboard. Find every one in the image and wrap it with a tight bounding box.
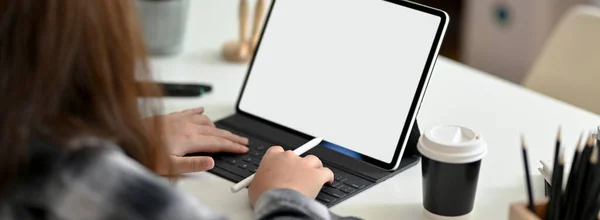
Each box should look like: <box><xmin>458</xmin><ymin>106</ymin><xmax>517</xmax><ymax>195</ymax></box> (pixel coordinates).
<box><xmin>200</xmin><ymin>124</ymin><xmax>373</xmax><ymax>207</ymax></box>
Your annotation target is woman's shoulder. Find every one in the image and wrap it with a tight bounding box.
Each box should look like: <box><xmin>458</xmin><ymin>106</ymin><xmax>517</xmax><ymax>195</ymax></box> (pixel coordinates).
<box><xmin>25</xmin><ymin>137</ymin><xmax>122</xmax><ymax>175</ymax></box>
<box><xmin>22</xmin><ymin>137</ymin><xmax>128</xmax><ymax>186</ymax></box>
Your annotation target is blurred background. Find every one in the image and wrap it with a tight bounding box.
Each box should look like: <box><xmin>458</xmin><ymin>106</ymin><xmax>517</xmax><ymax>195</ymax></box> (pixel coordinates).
<box><xmin>139</xmin><ymin>0</ymin><xmax>600</xmax><ymax>115</ymax></box>
<box><xmin>139</xmin><ymin>0</ymin><xmax>600</xmax><ymax>82</ymax></box>
<box><xmin>414</xmin><ymin>0</ymin><xmax>599</xmax><ymax>83</ymax></box>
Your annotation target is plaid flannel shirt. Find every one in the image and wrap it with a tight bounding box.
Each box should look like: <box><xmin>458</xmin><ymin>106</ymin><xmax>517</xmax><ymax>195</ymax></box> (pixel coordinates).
<box><xmin>0</xmin><ymin>137</ymin><xmax>360</xmax><ymax>220</ymax></box>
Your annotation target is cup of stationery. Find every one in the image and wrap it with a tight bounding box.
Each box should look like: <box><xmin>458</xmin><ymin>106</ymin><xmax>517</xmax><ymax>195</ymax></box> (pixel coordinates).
<box><xmin>137</xmin><ymin>0</ymin><xmax>189</xmax><ymax>56</ymax></box>
<box><xmin>417</xmin><ymin>125</ymin><xmax>488</xmax><ymax>219</ymax></box>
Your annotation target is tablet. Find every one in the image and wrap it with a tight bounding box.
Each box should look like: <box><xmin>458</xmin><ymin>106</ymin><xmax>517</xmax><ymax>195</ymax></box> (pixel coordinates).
<box><xmin>236</xmin><ymin>0</ymin><xmax>448</xmax><ymax>170</ymax></box>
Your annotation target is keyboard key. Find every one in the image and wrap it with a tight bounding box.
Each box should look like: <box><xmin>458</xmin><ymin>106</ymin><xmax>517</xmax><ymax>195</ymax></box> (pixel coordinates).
<box><xmin>334</xmin><ymin>176</ymin><xmax>347</xmax><ymax>182</ymax></box>
<box><xmin>249</xmin><ymin>150</ymin><xmax>262</xmax><ymax>157</ymax></box>
<box><xmin>340</xmin><ymin>186</ymin><xmax>356</xmax><ymax>194</ymax></box>
<box><xmin>238</xmin><ymin>163</ymin><xmax>249</xmax><ymax>169</ymax></box>
<box><xmin>248</xmin><ymin>139</ymin><xmax>266</xmax><ymax>148</ymax></box>
<box><xmin>252</xmin><ymin>158</ymin><xmax>261</xmax><ymax>166</ymax></box>
<box><xmin>249</xmin><ymin>166</ymin><xmax>258</xmax><ymax>173</ymax></box>
<box><xmin>214</xmin><ymin>159</ymin><xmax>228</xmax><ymax>168</ymax></box>
<box><xmin>256</xmin><ymin>145</ymin><xmax>266</xmax><ymax>151</ymax></box>
<box><xmin>215</xmin><ymin>162</ymin><xmax>252</xmax><ymax>178</ymax></box>
<box><xmin>219</xmin><ymin>156</ymin><xmax>233</xmax><ymax>160</ymax></box>
<box><xmin>317</xmin><ymin>193</ymin><xmax>337</xmax><ymax>204</ymax></box>
<box><xmin>210</xmin><ymin>167</ymin><xmax>244</xmax><ymax>183</ymax></box>
<box><xmin>328</xmin><ymin>181</ymin><xmax>343</xmax><ymax>189</ymax></box>
<box><xmin>227</xmin><ymin>159</ymin><xmax>238</xmax><ymax>165</ymax></box>
<box><xmin>322</xmin><ymin>187</ymin><xmax>347</xmax><ymax>198</ymax></box>
<box><xmin>243</xmin><ymin>157</ymin><xmax>254</xmax><ymax>163</ymax></box>
<box><xmin>346</xmin><ymin>180</ymin><xmax>367</xmax><ymax>189</ymax></box>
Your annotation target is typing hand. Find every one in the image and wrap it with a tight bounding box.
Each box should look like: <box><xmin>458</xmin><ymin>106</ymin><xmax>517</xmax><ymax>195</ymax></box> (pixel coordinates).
<box><xmin>145</xmin><ymin>107</ymin><xmax>249</xmax><ymax>174</ymax></box>
<box><xmin>248</xmin><ymin>146</ymin><xmax>334</xmax><ymax>207</ymax></box>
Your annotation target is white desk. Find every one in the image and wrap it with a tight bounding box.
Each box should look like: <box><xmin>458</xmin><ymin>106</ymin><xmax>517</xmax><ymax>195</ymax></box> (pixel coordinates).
<box><xmin>149</xmin><ymin>1</ymin><xmax>600</xmax><ymax>219</ymax></box>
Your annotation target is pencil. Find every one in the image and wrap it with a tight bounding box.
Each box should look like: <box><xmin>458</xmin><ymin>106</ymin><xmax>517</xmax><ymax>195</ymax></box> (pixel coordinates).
<box><xmin>552</xmin><ymin>127</ymin><xmax>562</xmax><ymax>172</ymax></box>
<box><xmin>521</xmin><ymin>135</ymin><xmax>536</xmax><ymax>213</ymax></box>
<box><xmin>575</xmin><ymin>143</ymin><xmax>596</xmax><ymax>220</ymax></box>
<box><xmin>583</xmin><ymin>134</ymin><xmax>599</xmax><ymax>220</ymax></box>
<box><xmin>587</xmin><ymin>174</ymin><xmax>600</xmax><ymax>220</ymax></box>
<box><xmin>548</xmin><ymin>149</ymin><xmax>565</xmax><ymax>220</ymax></box>
<box><xmin>546</xmin><ymin>127</ymin><xmax>561</xmax><ymax>220</ymax></box>
<box><xmin>567</xmin><ymin>134</ymin><xmax>595</xmax><ymax>219</ymax></box>
<box><xmin>590</xmin><ymin>196</ymin><xmax>600</xmax><ymax>220</ymax></box>
<box><xmin>562</xmin><ymin>133</ymin><xmax>585</xmax><ymax>219</ymax></box>
<box><xmin>581</xmin><ymin>146</ymin><xmax>598</xmax><ymax>220</ymax></box>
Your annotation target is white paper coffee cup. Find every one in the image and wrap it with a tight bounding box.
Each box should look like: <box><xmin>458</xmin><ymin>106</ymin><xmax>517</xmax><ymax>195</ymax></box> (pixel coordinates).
<box><xmin>418</xmin><ymin>125</ymin><xmax>487</xmax><ymax>220</ymax></box>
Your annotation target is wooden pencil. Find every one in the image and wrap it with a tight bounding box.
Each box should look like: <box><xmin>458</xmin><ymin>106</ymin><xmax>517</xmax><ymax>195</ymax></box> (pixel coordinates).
<box><xmin>566</xmin><ymin>134</ymin><xmax>595</xmax><ymax>219</ymax></box>
<box><xmin>590</xmin><ymin>196</ymin><xmax>600</xmax><ymax>220</ymax></box>
<box><xmin>548</xmin><ymin>149</ymin><xmax>565</xmax><ymax>220</ymax></box>
<box><xmin>546</xmin><ymin>127</ymin><xmax>561</xmax><ymax>220</ymax></box>
<box><xmin>552</xmin><ymin>127</ymin><xmax>562</xmax><ymax>172</ymax></box>
<box><xmin>521</xmin><ymin>135</ymin><xmax>536</xmax><ymax>213</ymax></box>
<box><xmin>575</xmin><ymin>144</ymin><xmax>597</xmax><ymax>219</ymax></box>
<box><xmin>584</xmin><ymin>134</ymin><xmax>599</xmax><ymax>220</ymax></box>
<box><xmin>563</xmin><ymin>135</ymin><xmax>583</xmax><ymax>184</ymax></box>
<box><xmin>581</xmin><ymin>146</ymin><xmax>599</xmax><ymax>220</ymax></box>
<box><xmin>587</xmin><ymin>180</ymin><xmax>600</xmax><ymax>220</ymax></box>
<box><xmin>562</xmin><ymin>133</ymin><xmax>585</xmax><ymax>219</ymax></box>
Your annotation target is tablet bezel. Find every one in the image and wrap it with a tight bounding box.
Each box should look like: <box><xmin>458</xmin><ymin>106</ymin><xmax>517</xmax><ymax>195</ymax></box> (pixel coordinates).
<box><xmin>234</xmin><ymin>0</ymin><xmax>448</xmax><ymax>170</ymax></box>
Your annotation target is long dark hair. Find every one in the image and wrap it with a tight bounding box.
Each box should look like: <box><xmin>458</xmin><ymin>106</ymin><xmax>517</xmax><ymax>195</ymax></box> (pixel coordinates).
<box><xmin>0</xmin><ymin>0</ymin><xmax>168</xmax><ymax>192</ymax></box>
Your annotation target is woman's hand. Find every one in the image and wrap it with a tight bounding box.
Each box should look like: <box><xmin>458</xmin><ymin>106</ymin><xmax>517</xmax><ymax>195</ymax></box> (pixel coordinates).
<box><xmin>146</xmin><ymin>107</ymin><xmax>249</xmax><ymax>174</ymax></box>
<box><xmin>248</xmin><ymin>146</ymin><xmax>334</xmax><ymax>207</ymax></box>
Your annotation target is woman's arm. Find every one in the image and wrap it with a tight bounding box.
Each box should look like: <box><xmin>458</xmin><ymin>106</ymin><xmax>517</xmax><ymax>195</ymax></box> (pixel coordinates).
<box><xmin>27</xmin><ymin>138</ymin><xmax>359</xmax><ymax>220</ymax></box>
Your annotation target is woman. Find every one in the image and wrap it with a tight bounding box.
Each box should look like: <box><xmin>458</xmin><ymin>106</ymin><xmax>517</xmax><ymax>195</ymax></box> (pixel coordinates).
<box><xmin>0</xmin><ymin>0</ymin><xmax>358</xmax><ymax>219</ymax></box>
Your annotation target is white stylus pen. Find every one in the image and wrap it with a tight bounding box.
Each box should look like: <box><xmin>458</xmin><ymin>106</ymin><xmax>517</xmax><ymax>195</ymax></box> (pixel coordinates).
<box><xmin>230</xmin><ymin>137</ymin><xmax>324</xmax><ymax>193</ymax></box>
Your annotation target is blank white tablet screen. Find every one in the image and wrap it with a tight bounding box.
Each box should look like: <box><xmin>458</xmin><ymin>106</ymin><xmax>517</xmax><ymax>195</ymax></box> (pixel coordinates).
<box><xmin>239</xmin><ymin>0</ymin><xmax>441</xmax><ymax>163</ymax></box>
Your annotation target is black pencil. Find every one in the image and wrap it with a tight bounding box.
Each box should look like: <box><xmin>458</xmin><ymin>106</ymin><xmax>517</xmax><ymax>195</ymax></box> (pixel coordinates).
<box><xmin>590</xmin><ymin>196</ymin><xmax>600</xmax><ymax>220</ymax></box>
<box><xmin>587</xmin><ymin>177</ymin><xmax>600</xmax><ymax>220</ymax></box>
<box><xmin>575</xmin><ymin>143</ymin><xmax>597</xmax><ymax>220</ymax></box>
<box><xmin>548</xmin><ymin>149</ymin><xmax>565</xmax><ymax>220</ymax></box>
<box><xmin>546</xmin><ymin>126</ymin><xmax>562</xmax><ymax>219</ymax></box>
<box><xmin>584</xmin><ymin>135</ymin><xmax>599</xmax><ymax>220</ymax></box>
<box><xmin>581</xmin><ymin>146</ymin><xmax>599</xmax><ymax>220</ymax></box>
<box><xmin>591</xmin><ymin>137</ymin><xmax>600</xmax><ymax>220</ymax></box>
<box><xmin>521</xmin><ymin>135</ymin><xmax>536</xmax><ymax>213</ymax></box>
<box><xmin>562</xmin><ymin>133</ymin><xmax>585</xmax><ymax>219</ymax></box>
<box><xmin>546</xmin><ymin>128</ymin><xmax>561</xmax><ymax>220</ymax></box>
<box><xmin>567</xmin><ymin>134</ymin><xmax>595</xmax><ymax>219</ymax></box>
<box><xmin>552</xmin><ymin>127</ymin><xmax>562</xmax><ymax>172</ymax></box>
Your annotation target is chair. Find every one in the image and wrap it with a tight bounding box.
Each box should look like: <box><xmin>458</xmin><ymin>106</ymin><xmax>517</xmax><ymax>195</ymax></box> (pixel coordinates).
<box><xmin>523</xmin><ymin>5</ymin><xmax>600</xmax><ymax>114</ymax></box>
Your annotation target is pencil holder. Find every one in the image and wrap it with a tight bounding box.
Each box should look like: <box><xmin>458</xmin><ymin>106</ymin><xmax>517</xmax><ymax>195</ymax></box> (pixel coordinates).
<box><xmin>508</xmin><ymin>201</ymin><xmax>547</xmax><ymax>220</ymax></box>
<box><xmin>508</xmin><ymin>200</ymin><xmax>600</xmax><ymax>220</ymax></box>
